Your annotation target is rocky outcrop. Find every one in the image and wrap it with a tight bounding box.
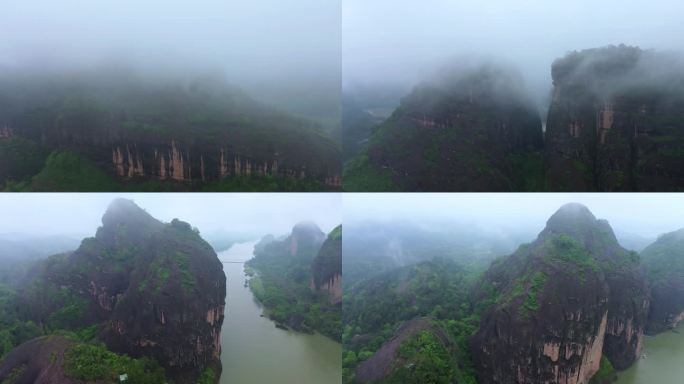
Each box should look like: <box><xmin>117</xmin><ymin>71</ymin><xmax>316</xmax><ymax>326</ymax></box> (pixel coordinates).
<box><xmin>311</xmin><ymin>225</ymin><xmax>342</xmax><ymax>305</ymax></box>
<box><xmin>345</xmin><ymin>64</ymin><xmax>544</xmax><ymax>191</ymax></box>
<box><xmin>285</xmin><ymin>221</ymin><xmax>327</xmax><ymax>258</ymax></box>
<box><xmin>15</xmin><ymin>199</ymin><xmax>226</xmax><ymax>384</ymax></box>
<box><xmin>0</xmin><ymin>337</ymin><xmax>77</xmax><ymax>384</ymax></box>
<box><xmin>472</xmin><ymin>203</ymin><xmax>649</xmax><ymax>383</ymax></box>
<box><xmin>355</xmin><ymin>317</ymin><xmax>451</xmax><ymax>383</ymax></box>
<box><xmin>641</xmin><ymin>228</ymin><xmax>684</xmax><ymax>334</ymax></box>
<box><xmin>546</xmin><ymin>45</ymin><xmax>684</xmax><ymax>191</ymax></box>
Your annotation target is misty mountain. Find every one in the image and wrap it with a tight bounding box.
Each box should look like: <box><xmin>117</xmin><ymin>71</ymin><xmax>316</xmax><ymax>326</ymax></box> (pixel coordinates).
<box><xmin>343</xmin><ymin>63</ymin><xmax>544</xmax><ymax>191</ymax></box>
<box><xmin>343</xmin><ymin>220</ymin><xmax>533</xmax><ymax>289</ymax></box>
<box><xmin>0</xmin><ymin>67</ymin><xmax>341</xmax><ymax>192</ymax></box>
<box><xmin>546</xmin><ymin>45</ymin><xmax>684</xmax><ymax>191</ymax></box>
<box><xmin>641</xmin><ymin>228</ymin><xmax>684</xmax><ymax>334</ymax></box>
<box><xmin>342</xmin><ymin>200</ymin><xmax>684</xmax><ymax>384</ymax></box>
<box><xmin>342</xmin><ymin>95</ymin><xmax>378</xmax><ymax>162</ymax></box>
<box><xmin>0</xmin><ymin>233</ymin><xmax>81</xmax><ymax>261</ymax></box>
<box><xmin>614</xmin><ymin>229</ymin><xmax>656</xmax><ymax>252</ymax></box>
<box><xmin>0</xmin><ymin>199</ymin><xmax>226</xmax><ymax>383</ymax></box>
<box><xmin>246</xmin><ymin>222</ymin><xmax>341</xmax><ymax>340</ymax></box>
<box><xmin>344</xmin><ymin>45</ymin><xmax>684</xmax><ymax>191</ymax></box>
<box><xmin>473</xmin><ymin>203</ymin><xmax>648</xmax><ymax>382</ymax></box>
<box><xmin>0</xmin><ymin>234</ymin><xmax>81</xmax><ymax>287</ymax></box>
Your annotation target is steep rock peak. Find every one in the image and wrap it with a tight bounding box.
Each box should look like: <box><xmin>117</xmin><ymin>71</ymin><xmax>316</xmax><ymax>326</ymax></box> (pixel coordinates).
<box><xmin>292</xmin><ymin>221</ymin><xmax>324</xmax><ymax>239</ymax></box>
<box><xmin>96</xmin><ymin>198</ymin><xmax>163</xmax><ymax>245</ymax></box>
<box><xmin>542</xmin><ymin>203</ymin><xmax>619</xmax><ymax>248</ymax></box>
<box><xmin>101</xmin><ymin>198</ymin><xmax>157</xmax><ymax>228</ymax></box>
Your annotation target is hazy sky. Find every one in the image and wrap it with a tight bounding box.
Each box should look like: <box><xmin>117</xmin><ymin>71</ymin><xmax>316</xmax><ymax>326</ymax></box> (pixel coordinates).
<box><xmin>0</xmin><ymin>0</ymin><xmax>340</xmax><ymax>109</ymax></box>
<box><xmin>0</xmin><ymin>193</ymin><xmax>341</xmax><ymax>239</ymax></box>
<box><xmin>344</xmin><ymin>193</ymin><xmax>684</xmax><ymax>239</ymax></box>
<box><xmin>343</xmin><ymin>0</ymin><xmax>684</xmax><ymax>107</ymax></box>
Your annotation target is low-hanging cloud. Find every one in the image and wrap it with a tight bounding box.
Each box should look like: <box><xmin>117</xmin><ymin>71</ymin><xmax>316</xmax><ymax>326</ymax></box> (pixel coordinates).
<box><xmin>0</xmin><ymin>0</ymin><xmax>341</xmax><ymax>118</ymax></box>
<box><xmin>343</xmin><ymin>0</ymin><xmax>684</xmax><ymax>111</ymax></box>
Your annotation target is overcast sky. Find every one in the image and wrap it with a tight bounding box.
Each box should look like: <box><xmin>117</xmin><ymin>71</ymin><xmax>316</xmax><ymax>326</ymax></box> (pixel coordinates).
<box><xmin>0</xmin><ymin>193</ymin><xmax>341</xmax><ymax>239</ymax></box>
<box><xmin>344</xmin><ymin>193</ymin><xmax>684</xmax><ymax>239</ymax></box>
<box><xmin>0</xmin><ymin>0</ymin><xmax>340</xmax><ymax>109</ymax></box>
<box><xmin>343</xmin><ymin>0</ymin><xmax>684</xmax><ymax>108</ymax></box>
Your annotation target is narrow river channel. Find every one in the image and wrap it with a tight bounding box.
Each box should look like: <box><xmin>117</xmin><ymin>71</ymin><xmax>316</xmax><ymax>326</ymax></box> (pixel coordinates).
<box><xmin>217</xmin><ymin>241</ymin><xmax>342</xmax><ymax>384</ymax></box>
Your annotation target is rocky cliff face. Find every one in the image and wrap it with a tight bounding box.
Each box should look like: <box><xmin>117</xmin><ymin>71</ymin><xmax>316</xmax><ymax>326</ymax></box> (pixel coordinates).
<box><xmin>546</xmin><ymin>45</ymin><xmax>684</xmax><ymax>191</ymax></box>
<box><xmin>311</xmin><ymin>225</ymin><xmax>342</xmax><ymax>305</ymax></box>
<box><xmin>472</xmin><ymin>203</ymin><xmax>649</xmax><ymax>383</ymax></box>
<box><xmin>345</xmin><ymin>64</ymin><xmax>543</xmax><ymax>191</ymax></box>
<box><xmin>0</xmin><ymin>73</ymin><xmax>341</xmax><ymax>189</ymax></box>
<box><xmin>0</xmin><ymin>337</ymin><xmax>79</xmax><ymax>384</ymax></box>
<box><xmin>15</xmin><ymin>199</ymin><xmax>226</xmax><ymax>383</ymax></box>
<box><xmin>641</xmin><ymin>228</ymin><xmax>684</xmax><ymax>334</ymax></box>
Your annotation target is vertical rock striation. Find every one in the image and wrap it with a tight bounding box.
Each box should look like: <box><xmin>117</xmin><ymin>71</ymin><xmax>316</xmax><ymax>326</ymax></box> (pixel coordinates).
<box><xmin>16</xmin><ymin>199</ymin><xmax>226</xmax><ymax>383</ymax></box>
<box><xmin>311</xmin><ymin>225</ymin><xmax>342</xmax><ymax>305</ymax></box>
<box><xmin>545</xmin><ymin>45</ymin><xmax>684</xmax><ymax>191</ymax></box>
<box><xmin>472</xmin><ymin>203</ymin><xmax>649</xmax><ymax>383</ymax></box>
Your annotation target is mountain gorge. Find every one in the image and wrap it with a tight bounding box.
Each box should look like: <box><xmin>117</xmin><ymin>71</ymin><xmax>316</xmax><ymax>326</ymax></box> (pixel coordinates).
<box><xmin>344</xmin><ymin>45</ymin><xmax>684</xmax><ymax>191</ymax></box>
<box><xmin>0</xmin><ymin>69</ymin><xmax>342</xmax><ymax>191</ymax></box>
<box><xmin>0</xmin><ymin>199</ymin><xmax>226</xmax><ymax>384</ymax></box>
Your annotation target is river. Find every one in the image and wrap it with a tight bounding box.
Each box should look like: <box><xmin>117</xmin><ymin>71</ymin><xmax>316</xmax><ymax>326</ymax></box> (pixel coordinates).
<box><xmin>217</xmin><ymin>241</ymin><xmax>342</xmax><ymax>384</ymax></box>
<box><xmin>615</xmin><ymin>322</ymin><xmax>684</xmax><ymax>383</ymax></box>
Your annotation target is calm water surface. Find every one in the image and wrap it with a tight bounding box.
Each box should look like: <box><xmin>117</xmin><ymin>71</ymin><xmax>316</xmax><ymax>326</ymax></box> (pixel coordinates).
<box><xmin>615</xmin><ymin>322</ymin><xmax>684</xmax><ymax>384</ymax></box>
<box><xmin>217</xmin><ymin>241</ymin><xmax>342</xmax><ymax>384</ymax></box>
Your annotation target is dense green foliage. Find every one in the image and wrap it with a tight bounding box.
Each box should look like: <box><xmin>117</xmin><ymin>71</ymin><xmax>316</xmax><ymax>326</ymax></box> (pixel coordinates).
<box><xmin>343</xmin><ymin>154</ymin><xmax>399</xmax><ymax>191</ymax></box>
<box><xmin>0</xmin><ymin>137</ymin><xmax>49</xmax><ymax>190</ymax></box>
<box><xmin>641</xmin><ymin>229</ymin><xmax>684</xmax><ymax>285</ymax></box>
<box><xmin>247</xmin><ymin>229</ymin><xmax>341</xmax><ymax>342</ymax></box>
<box><xmin>384</xmin><ymin>330</ymin><xmax>454</xmax><ymax>384</ymax></box>
<box><xmin>589</xmin><ymin>356</ymin><xmax>617</xmax><ymax>384</ymax></box>
<box><xmin>63</xmin><ymin>343</ymin><xmax>167</xmax><ymax>383</ymax></box>
<box><xmin>0</xmin><ymin>284</ymin><xmax>43</xmax><ymax>359</ymax></box>
<box><xmin>4</xmin><ymin>150</ymin><xmax>119</xmax><ymax>192</ymax></box>
<box><xmin>545</xmin><ymin>234</ymin><xmax>600</xmax><ymax>272</ymax></box>
<box><xmin>197</xmin><ymin>367</ymin><xmax>217</xmax><ymax>384</ymax></box>
<box><xmin>343</xmin><ymin>259</ymin><xmax>482</xmax><ymax>383</ymax></box>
